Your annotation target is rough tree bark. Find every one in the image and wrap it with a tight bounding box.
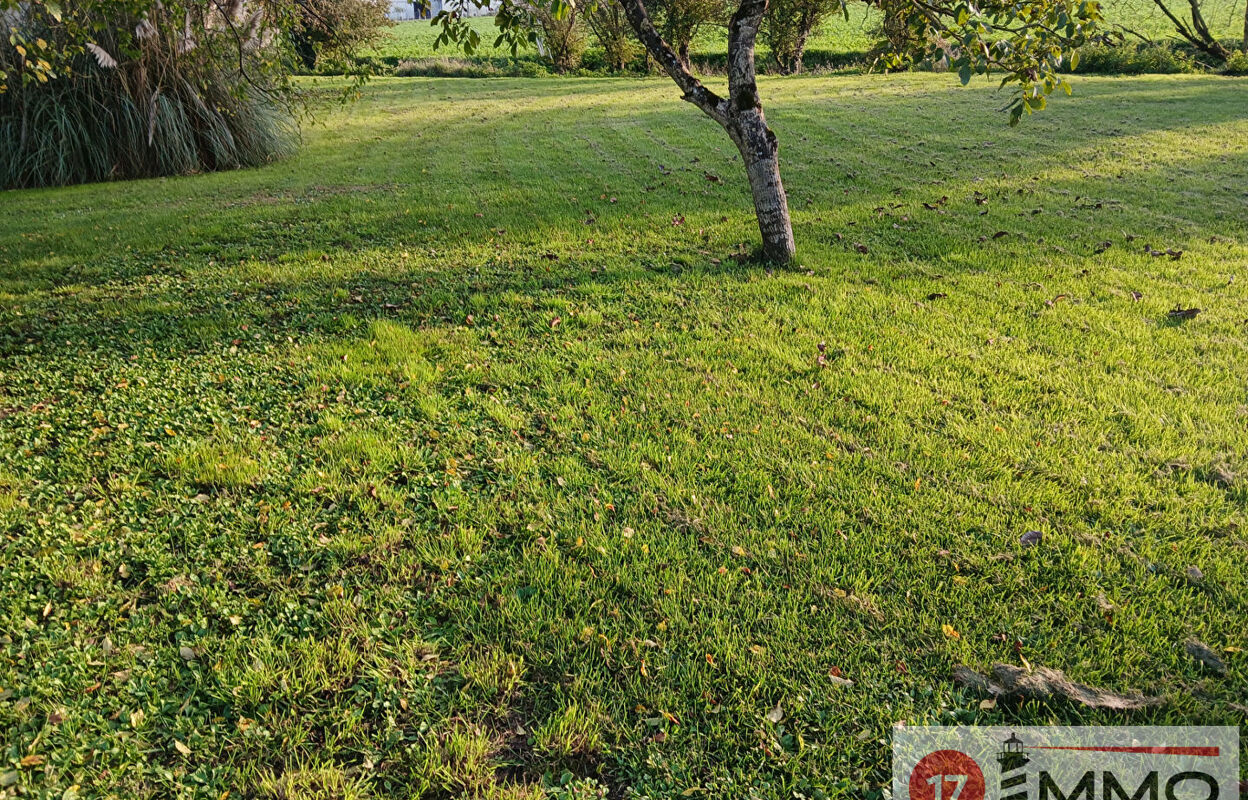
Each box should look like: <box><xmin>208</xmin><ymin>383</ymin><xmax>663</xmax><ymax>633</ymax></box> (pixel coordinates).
<box><xmin>618</xmin><ymin>0</ymin><xmax>797</xmax><ymax>262</ymax></box>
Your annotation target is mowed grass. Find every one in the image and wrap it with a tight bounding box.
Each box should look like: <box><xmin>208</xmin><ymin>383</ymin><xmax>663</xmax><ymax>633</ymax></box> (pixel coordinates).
<box><xmin>1</xmin><ymin>73</ymin><xmax>1247</xmax><ymax>798</ymax></box>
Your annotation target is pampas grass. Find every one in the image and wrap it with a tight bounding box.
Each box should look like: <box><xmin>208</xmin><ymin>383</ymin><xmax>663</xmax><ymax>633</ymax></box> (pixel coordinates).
<box><xmin>1</xmin><ymin>2</ymin><xmax>296</xmax><ymax>189</ymax></box>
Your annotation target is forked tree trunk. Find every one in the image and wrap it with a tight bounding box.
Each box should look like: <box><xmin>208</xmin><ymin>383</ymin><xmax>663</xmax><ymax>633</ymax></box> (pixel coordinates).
<box><xmin>618</xmin><ymin>0</ymin><xmax>797</xmax><ymax>262</ymax></box>
<box><xmin>1150</xmin><ymin>0</ymin><xmax>1232</xmax><ymax>59</ymax></box>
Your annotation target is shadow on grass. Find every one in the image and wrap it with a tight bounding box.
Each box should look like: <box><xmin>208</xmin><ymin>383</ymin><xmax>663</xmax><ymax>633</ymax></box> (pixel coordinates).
<box><xmin>0</xmin><ymin>74</ymin><xmax>1245</xmax><ymax>360</ymax></box>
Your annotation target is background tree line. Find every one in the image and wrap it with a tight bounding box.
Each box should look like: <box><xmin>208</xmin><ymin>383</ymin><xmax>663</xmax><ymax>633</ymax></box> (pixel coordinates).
<box><xmin>3</xmin><ymin>0</ymin><xmax>1245</xmax><ymax>190</ymax></box>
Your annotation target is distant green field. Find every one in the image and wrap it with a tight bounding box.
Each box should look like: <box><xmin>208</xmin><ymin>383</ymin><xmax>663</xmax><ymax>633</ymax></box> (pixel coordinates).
<box><xmin>367</xmin><ymin>9</ymin><xmax>881</xmax><ymax>67</ymax></box>
<box><xmin>368</xmin><ymin>0</ymin><xmax>1245</xmax><ymax>67</ymax></box>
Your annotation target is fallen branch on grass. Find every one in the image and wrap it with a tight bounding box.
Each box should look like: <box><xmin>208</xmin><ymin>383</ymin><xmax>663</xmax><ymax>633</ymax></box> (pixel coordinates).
<box><xmin>953</xmin><ymin>663</ymin><xmax>1163</xmax><ymax>710</ymax></box>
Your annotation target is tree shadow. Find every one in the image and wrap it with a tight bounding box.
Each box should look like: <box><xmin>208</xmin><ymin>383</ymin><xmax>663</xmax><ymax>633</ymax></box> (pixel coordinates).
<box><xmin>1</xmin><ymin>73</ymin><xmax>1245</xmax><ymax>358</ymax></box>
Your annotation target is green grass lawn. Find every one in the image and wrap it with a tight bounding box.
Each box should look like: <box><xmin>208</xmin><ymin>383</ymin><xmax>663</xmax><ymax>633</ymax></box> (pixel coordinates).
<box><xmin>2</xmin><ymin>72</ymin><xmax>1246</xmax><ymax>799</ymax></box>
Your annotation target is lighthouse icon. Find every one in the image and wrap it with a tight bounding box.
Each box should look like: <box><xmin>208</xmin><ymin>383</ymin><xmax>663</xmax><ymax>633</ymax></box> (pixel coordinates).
<box><xmin>998</xmin><ymin>732</ymin><xmax>1030</xmax><ymax>800</ymax></box>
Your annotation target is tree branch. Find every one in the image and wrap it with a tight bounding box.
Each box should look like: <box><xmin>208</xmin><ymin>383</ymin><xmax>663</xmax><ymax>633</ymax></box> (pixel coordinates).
<box><xmin>616</xmin><ymin>0</ymin><xmax>728</xmax><ymax>124</ymax></box>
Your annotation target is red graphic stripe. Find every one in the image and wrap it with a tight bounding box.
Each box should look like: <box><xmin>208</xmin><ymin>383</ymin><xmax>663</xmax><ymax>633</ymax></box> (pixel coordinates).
<box><xmin>1028</xmin><ymin>746</ymin><xmax>1220</xmax><ymax>757</ymax></box>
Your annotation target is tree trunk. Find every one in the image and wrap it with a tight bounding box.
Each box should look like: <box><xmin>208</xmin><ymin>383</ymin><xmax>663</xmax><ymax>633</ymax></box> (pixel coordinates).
<box><xmin>1150</xmin><ymin>0</ymin><xmax>1231</xmax><ymax>59</ymax></box>
<box><xmin>729</xmin><ymin>110</ymin><xmax>795</xmax><ymax>262</ymax></box>
<box><xmin>677</xmin><ymin>40</ymin><xmax>693</xmax><ymax>72</ymax></box>
<box><xmin>1242</xmin><ymin>0</ymin><xmax>1247</xmax><ymax>53</ymax></box>
<box><xmin>618</xmin><ymin>0</ymin><xmax>797</xmax><ymax>263</ymax></box>
<box><xmin>725</xmin><ymin>0</ymin><xmax>795</xmax><ymax>261</ymax></box>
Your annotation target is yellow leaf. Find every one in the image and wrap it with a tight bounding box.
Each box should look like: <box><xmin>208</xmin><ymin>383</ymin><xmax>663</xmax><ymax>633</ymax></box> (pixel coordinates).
<box><xmin>174</xmin><ymin>740</ymin><xmax>191</xmax><ymax>756</ymax></box>
<box><xmin>942</xmin><ymin>623</ymin><xmax>961</xmax><ymax>640</ymax></box>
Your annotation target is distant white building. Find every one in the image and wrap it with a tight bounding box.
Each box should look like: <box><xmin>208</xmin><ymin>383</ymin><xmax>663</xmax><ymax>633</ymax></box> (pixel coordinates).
<box><xmin>387</xmin><ymin>0</ymin><xmax>499</xmax><ymax>20</ymax></box>
<box><xmin>388</xmin><ymin>0</ymin><xmax>440</xmax><ymax>20</ymax></box>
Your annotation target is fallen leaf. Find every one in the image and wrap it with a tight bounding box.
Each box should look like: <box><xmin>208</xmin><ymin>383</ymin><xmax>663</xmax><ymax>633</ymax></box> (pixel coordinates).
<box><xmin>1020</xmin><ymin>530</ymin><xmax>1043</xmax><ymax>547</ymax></box>
<box><xmin>174</xmin><ymin>740</ymin><xmax>191</xmax><ymax>757</ymax></box>
<box><xmin>942</xmin><ymin>623</ymin><xmax>961</xmax><ymax>640</ymax></box>
<box><xmin>764</xmin><ymin>703</ymin><xmax>784</xmax><ymax>724</ymax></box>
